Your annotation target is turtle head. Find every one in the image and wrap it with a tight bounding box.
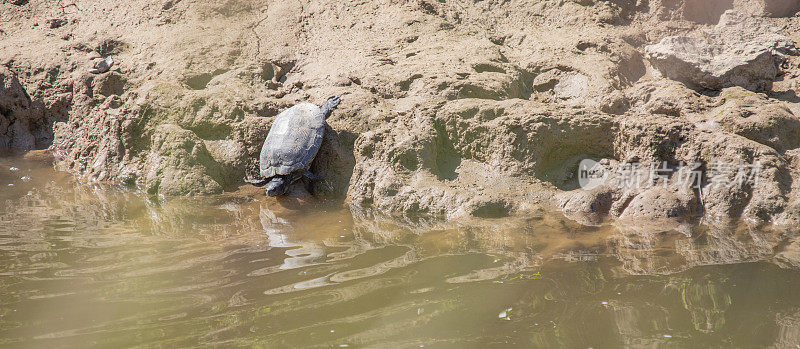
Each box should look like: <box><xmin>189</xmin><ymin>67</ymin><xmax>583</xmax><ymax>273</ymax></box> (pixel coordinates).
<box><xmin>265</xmin><ymin>177</ymin><xmax>290</xmax><ymax>197</ymax></box>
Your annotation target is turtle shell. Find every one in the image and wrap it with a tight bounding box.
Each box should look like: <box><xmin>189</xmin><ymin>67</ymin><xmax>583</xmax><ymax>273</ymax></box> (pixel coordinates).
<box><xmin>259</xmin><ymin>102</ymin><xmax>325</xmax><ymax>178</ymax></box>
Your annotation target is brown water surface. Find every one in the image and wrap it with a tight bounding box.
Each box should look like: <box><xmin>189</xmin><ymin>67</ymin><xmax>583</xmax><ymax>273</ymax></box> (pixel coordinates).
<box><xmin>1</xmin><ymin>154</ymin><xmax>800</xmax><ymax>348</ymax></box>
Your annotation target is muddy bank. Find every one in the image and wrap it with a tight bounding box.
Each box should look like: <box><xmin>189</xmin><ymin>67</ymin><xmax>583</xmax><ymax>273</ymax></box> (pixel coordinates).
<box><xmin>1</xmin><ymin>0</ymin><xmax>799</xmax><ymax>227</ymax></box>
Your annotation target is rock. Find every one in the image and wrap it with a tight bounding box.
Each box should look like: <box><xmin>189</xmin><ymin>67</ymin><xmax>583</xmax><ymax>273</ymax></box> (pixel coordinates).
<box><xmin>684</xmin><ymin>0</ymin><xmax>735</xmax><ymax>24</ymax></box>
<box><xmin>763</xmin><ymin>0</ymin><xmax>800</xmax><ymax>17</ymax></box>
<box><xmin>651</xmin><ymin>0</ymin><xmax>798</xmax><ymax>23</ymax></box>
<box><xmin>0</xmin><ymin>69</ymin><xmax>29</xmax><ymax>149</ymax></box>
<box><xmin>712</xmin><ymin>87</ymin><xmax>800</xmax><ymax>152</ymax></box>
<box><xmin>532</xmin><ymin>70</ymin><xmax>560</xmax><ymax>92</ymax></box>
<box><xmin>46</xmin><ymin>18</ymin><xmax>67</xmax><ymax>29</ymax></box>
<box><xmin>143</xmin><ymin>124</ymin><xmax>225</xmax><ymax>195</ymax></box>
<box><xmin>735</xmin><ymin>0</ymin><xmax>800</xmax><ymax>18</ymax></box>
<box><xmin>627</xmin><ymin>80</ymin><xmax>714</xmax><ymax>117</ymax></box>
<box><xmin>618</xmin><ymin>186</ymin><xmax>698</xmax><ymax>220</ymax></box>
<box><xmin>553</xmin><ymin>73</ymin><xmax>590</xmax><ymax>102</ymax></box>
<box><xmin>89</xmin><ymin>57</ymin><xmax>114</xmax><ymax>74</ymax></box>
<box><xmin>557</xmin><ymin>185</ymin><xmax>621</xmax><ymax>225</ymax></box>
<box><xmin>645</xmin><ymin>10</ymin><xmax>797</xmax><ymax>91</ymax></box>
<box><xmin>0</xmin><ymin>67</ymin><xmax>59</xmax><ymax>150</ymax></box>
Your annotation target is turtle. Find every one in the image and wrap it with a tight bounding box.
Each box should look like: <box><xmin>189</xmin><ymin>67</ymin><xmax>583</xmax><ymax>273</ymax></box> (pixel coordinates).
<box><xmin>246</xmin><ymin>96</ymin><xmax>341</xmax><ymax>196</ymax></box>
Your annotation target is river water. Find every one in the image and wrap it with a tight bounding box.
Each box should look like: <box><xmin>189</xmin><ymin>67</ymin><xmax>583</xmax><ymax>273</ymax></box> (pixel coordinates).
<box><xmin>2</xmin><ymin>154</ymin><xmax>800</xmax><ymax>348</ymax></box>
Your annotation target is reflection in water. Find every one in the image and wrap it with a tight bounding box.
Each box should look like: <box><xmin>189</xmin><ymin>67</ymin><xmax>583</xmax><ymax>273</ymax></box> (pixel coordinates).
<box><xmin>1</xmin><ymin>155</ymin><xmax>800</xmax><ymax>347</ymax></box>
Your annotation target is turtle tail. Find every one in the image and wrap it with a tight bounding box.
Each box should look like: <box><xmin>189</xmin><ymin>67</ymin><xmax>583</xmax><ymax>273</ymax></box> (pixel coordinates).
<box><xmin>320</xmin><ymin>96</ymin><xmax>341</xmax><ymax>119</ymax></box>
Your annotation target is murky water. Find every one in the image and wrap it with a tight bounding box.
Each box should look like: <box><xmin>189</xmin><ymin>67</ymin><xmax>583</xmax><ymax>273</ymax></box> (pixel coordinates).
<box><xmin>2</xmin><ymin>154</ymin><xmax>800</xmax><ymax>348</ymax></box>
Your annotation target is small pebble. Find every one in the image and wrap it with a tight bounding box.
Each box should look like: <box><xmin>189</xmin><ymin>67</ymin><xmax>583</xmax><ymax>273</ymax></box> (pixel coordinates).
<box><xmin>20</xmin><ymin>176</ymin><xmax>31</xmax><ymax>182</ymax></box>
<box><xmin>498</xmin><ymin>307</ymin><xmax>512</xmax><ymax>320</ymax></box>
<box><xmin>9</xmin><ymin>167</ymin><xmax>19</xmax><ymax>171</ymax></box>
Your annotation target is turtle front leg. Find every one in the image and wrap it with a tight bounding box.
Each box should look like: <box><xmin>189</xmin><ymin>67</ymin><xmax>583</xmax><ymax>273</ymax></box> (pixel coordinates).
<box><xmin>302</xmin><ymin>170</ymin><xmax>321</xmax><ymax>181</ymax></box>
<box><xmin>301</xmin><ymin>170</ymin><xmax>322</xmax><ymax>196</ymax></box>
